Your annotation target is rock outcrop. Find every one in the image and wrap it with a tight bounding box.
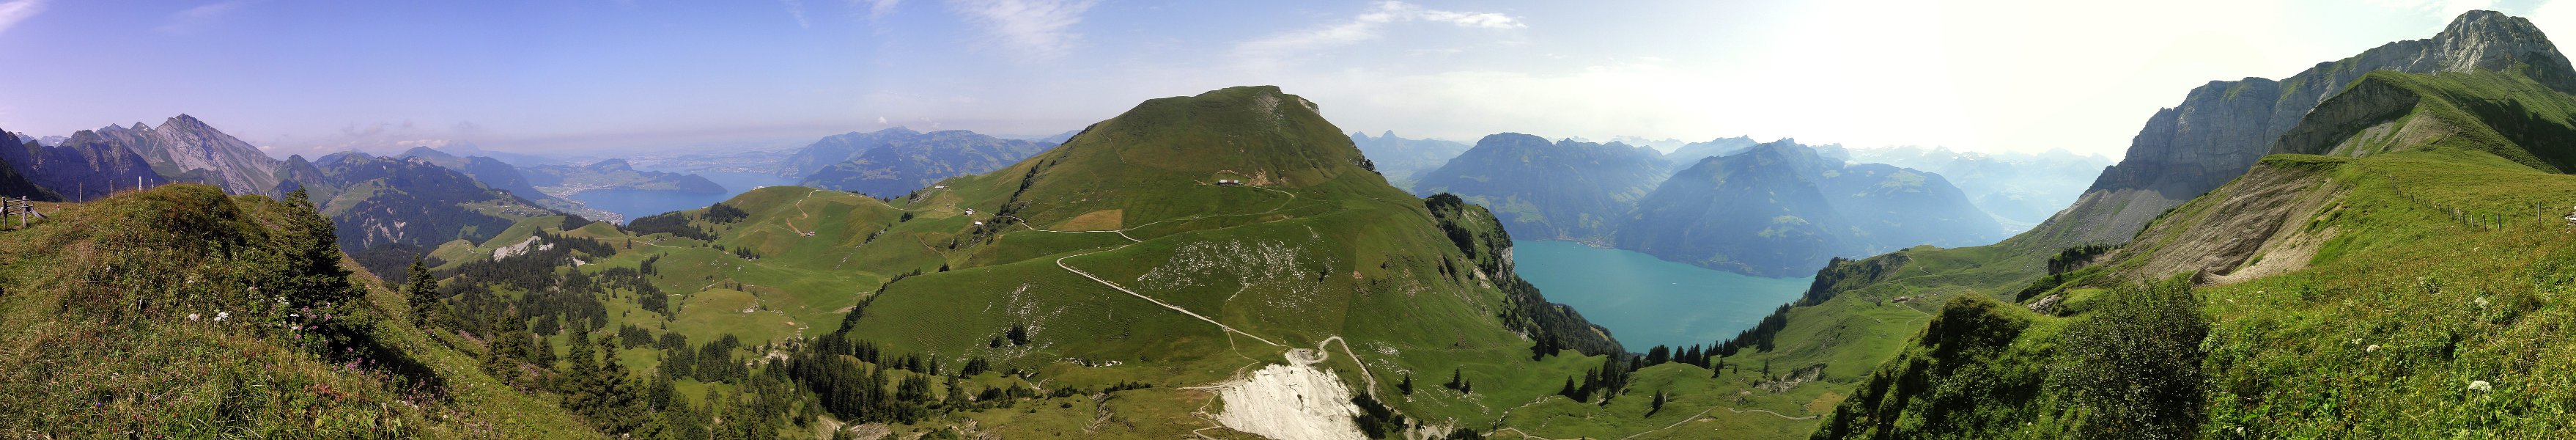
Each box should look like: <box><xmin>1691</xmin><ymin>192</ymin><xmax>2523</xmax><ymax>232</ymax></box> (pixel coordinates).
<box><xmin>92</xmin><ymin>114</ymin><xmax>286</xmax><ymax>197</ymax></box>
<box><xmin>2038</xmin><ymin>10</ymin><xmax>2576</xmax><ymax>246</ymax></box>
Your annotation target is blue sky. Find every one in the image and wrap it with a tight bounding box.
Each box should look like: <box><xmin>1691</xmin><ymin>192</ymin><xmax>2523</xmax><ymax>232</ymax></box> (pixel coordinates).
<box><xmin>0</xmin><ymin>0</ymin><xmax>2562</xmax><ymax>158</ymax></box>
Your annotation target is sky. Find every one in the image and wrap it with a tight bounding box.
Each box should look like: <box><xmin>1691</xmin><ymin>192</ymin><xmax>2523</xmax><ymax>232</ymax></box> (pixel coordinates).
<box><xmin>0</xmin><ymin>0</ymin><xmax>2566</xmax><ymax>158</ymax></box>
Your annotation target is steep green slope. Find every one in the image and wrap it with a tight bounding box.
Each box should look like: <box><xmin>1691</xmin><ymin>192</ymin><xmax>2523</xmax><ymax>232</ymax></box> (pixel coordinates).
<box><xmin>1817</xmin><ymin>150</ymin><xmax>2576</xmax><ymax>438</ymax></box>
<box><xmin>0</xmin><ymin>184</ymin><xmax>597</xmax><ymax>438</ymax></box>
<box><xmin>1809</xmin><ymin>68</ymin><xmax>2576</xmax><ymax>439</ymax></box>
<box><xmin>2273</xmin><ymin>70</ymin><xmax>2576</xmax><ymax>172</ymax></box>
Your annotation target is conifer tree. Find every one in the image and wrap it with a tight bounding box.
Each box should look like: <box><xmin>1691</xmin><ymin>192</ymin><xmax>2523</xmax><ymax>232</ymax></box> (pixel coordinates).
<box><xmin>405</xmin><ymin>256</ymin><xmax>441</xmax><ymax>326</ymax></box>
<box><xmin>278</xmin><ymin>188</ymin><xmax>355</xmax><ymax>308</ymax></box>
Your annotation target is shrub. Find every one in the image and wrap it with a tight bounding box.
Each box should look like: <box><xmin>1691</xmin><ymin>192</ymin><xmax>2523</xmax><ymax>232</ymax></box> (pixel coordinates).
<box><xmin>2055</xmin><ymin>276</ymin><xmax>2209</xmax><ymax>439</ymax></box>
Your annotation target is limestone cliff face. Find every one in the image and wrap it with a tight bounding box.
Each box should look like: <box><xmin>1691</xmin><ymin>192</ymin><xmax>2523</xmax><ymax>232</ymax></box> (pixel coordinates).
<box><xmin>94</xmin><ymin>115</ymin><xmax>286</xmax><ymax>197</ymax></box>
<box><xmin>2037</xmin><ymin>10</ymin><xmax>2576</xmax><ymax>246</ymax></box>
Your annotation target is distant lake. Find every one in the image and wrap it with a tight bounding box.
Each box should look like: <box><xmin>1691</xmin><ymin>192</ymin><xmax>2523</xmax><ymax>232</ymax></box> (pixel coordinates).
<box><xmin>1510</xmin><ymin>240</ymin><xmax>1812</xmax><ymax>352</ymax></box>
<box><xmin>569</xmin><ymin>171</ymin><xmax>800</xmax><ymax>223</ymax></box>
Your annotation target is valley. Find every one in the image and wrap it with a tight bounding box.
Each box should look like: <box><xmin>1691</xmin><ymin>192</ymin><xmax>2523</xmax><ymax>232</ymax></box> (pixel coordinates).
<box><xmin>9</xmin><ymin>4</ymin><xmax>2576</xmax><ymax>440</ymax></box>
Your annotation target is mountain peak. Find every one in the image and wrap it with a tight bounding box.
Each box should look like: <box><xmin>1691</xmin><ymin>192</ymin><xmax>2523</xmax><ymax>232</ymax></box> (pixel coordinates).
<box><xmin>161</xmin><ymin>114</ymin><xmax>209</xmax><ymax>130</ymax></box>
<box><xmin>2431</xmin><ymin>10</ymin><xmax>2576</xmax><ymax>92</ymax></box>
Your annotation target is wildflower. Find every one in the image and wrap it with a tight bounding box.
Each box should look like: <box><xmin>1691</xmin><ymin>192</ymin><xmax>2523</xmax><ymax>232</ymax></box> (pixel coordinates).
<box><xmin>2366</xmin><ymin>344</ymin><xmax>2380</xmax><ymax>353</ymax></box>
<box><xmin>188</xmin><ymin>313</ymin><xmax>201</xmax><ymax>321</ymax></box>
<box><xmin>2474</xmin><ymin>297</ymin><xmax>2491</xmax><ymax>308</ymax></box>
<box><xmin>2468</xmin><ymin>380</ymin><xmax>2493</xmax><ymax>393</ymax></box>
<box><xmin>214</xmin><ymin>312</ymin><xmax>230</xmax><ymax>322</ymax></box>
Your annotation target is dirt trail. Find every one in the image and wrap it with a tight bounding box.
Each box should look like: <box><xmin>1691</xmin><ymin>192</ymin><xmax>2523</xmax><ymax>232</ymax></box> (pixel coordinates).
<box><xmin>786</xmin><ymin>189</ymin><xmax>820</xmax><ymax>235</ymax></box>
<box><xmin>1056</xmin><ymin>254</ymin><xmax>1282</xmax><ymax>346</ymax></box>
<box><xmin>1038</xmin><ymin>184</ymin><xmax>1303</xmax><ymax>347</ymax></box>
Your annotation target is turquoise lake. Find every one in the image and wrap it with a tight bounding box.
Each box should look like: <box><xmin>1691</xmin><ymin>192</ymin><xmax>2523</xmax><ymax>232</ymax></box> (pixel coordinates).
<box><xmin>1509</xmin><ymin>240</ymin><xmax>1812</xmax><ymax>351</ymax></box>
<box><xmin>569</xmin><ymin>171</ymin><xmax>800</xmax><ymax>223</ymax></box>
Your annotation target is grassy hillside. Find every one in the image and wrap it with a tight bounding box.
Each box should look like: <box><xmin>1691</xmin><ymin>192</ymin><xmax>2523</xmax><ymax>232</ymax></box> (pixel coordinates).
<box><xmin>1815</xmin><ymin>150</ymin><xmax>2576</xmax><ymax>438</ymax></box>
<box><xmin>382</xmin><ymin>87</ymin><xmax>1894</xmax><ymax>439</ymax></box>
<box><xmin>1808</xmin><ymin>70</ymin><xmax>2576</xmax><ymax>438</ymax></box>
<box><xmin>0</xmin><ymin>184</ymin><xmax>597</xmax><ymax>438</ymax></box>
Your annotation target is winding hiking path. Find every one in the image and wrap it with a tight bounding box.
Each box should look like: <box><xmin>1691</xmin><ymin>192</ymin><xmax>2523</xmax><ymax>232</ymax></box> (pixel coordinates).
<box><xmin>1031</xmin><ymin>183</ymin><xmax>1304</xmax><ymax>348</ymax></box>
<box><xmin>785</xmin><ymin>189</ymin><xmax>821</xmax><ymax>235</ymax></box>
<box><xmin>1055</xmin><ymin>253</ymin><xmax>1283</xmax><ymax>346</ymax></box>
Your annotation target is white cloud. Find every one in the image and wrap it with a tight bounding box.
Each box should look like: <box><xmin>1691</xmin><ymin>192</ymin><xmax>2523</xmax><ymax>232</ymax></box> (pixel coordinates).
<box><xmin>0</xmin><ymin>0</ymin><xmax>44</xmax><ymax>36</ymax></box>
<box><xmin>942</xmin><ymin>0</ymin><xmax>1099</xmax><ymax>60</ymax></box>
<box><xmin>783</xmin><ymin>0</ymin><xmax>811</xmax><ymax>28</ymax></box>
<box><xmin>1236</xmin><ymin>1</ymin><xmax>1524</xmax><ymax>66</ymax></box>
<box><xmin>159</xmin><ymin>0</ymin><xmax>254</xmax><ymax>35</ymax></box>
<box><xmin>863</xmin><ymin>0</ymin><xmax>903</xmax><ymax>20</ymax></box>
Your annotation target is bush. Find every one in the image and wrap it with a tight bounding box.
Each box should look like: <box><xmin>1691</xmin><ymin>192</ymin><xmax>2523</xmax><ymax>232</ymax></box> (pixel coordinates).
<box><xmin>2055</xmin><ymin>276</ymin><xmax>2209</xmax><ymax>439</ymax></box>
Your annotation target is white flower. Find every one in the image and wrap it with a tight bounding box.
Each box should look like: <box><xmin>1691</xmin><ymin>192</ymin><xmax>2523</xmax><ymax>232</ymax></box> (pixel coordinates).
<box><xmin>2474</xmin><ymin>297</ymin><xmax>2491</xmax><ymax>308</ymax></box>
<box><xmin>187</xmin><ymin>313</ymin><xmax>201</xmax><ymax>321</ymax></box>
<box><xmin>2366</xmin><ymin>344</ymin><xmax>2379</xmax><ymax>353</ymax></box>
<box><xmin>2468</xmin><ymin>380</ymin><xmax>2493</xmax><ymax>393</ymax></box>
<box><xmin>214</xmin><ymin>312</ymin><xmax>230</xmax><ymax>322</ymax></box>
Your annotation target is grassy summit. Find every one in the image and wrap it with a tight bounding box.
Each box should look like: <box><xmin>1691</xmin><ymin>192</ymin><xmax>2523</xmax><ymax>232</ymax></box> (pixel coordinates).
<box><xmin>0</xmin><ymin>185</ymin><xmax>597</xmax><ymax>438</ymax></box>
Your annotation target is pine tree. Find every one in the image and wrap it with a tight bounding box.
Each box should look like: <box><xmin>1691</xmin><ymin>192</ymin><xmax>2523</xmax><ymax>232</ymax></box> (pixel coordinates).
<box><xmin>1647</xmin><ymin>389</ymin><xmax>1669</xmax><ymax>417</ymax></box>
<box><xmin>278</xmin><ymin>188</ymin><xmax>355</xmax><ymax>308</ymax></box>
<box><xmin>1558</xmin><ymin>377</ymin><xmax>1578</xmax><ymax>400</ymax></box>
<box><xmin>532</xmin><ymin>335</ymin><xmax>556</xmax><ymax>370</ymax></box>
<box><xmin>1398</xmin><ymin>373</ymin><xmax>1414</xmax><ymax>395</ymax></box>
<box><xmin>583</xmin><ymin>336</ymin><xmax>643</xmax><ymax>433</ymax></box>
<box><xmin>405</xmin><ymin>256</ymin><xmax>441</xmax><ymax>326</ymax></box>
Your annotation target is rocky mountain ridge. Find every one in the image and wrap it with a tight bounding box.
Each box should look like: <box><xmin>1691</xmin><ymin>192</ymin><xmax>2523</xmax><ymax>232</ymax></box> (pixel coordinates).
<box><xmin>2040</xmin><ymin>10</ymin><xmax>2576</xmax><ymax>246</ymax></box>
